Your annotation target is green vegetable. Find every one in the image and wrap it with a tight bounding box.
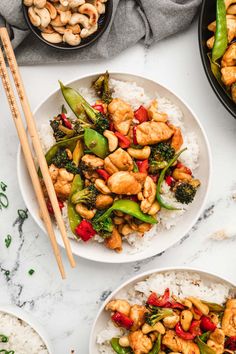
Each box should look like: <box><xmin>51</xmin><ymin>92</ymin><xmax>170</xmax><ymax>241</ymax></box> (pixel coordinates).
<box><xmin>92</xmin><ymin>211</ymin><xmax>113</xmax><ymax>238</ymax></box>
<box><xmin>71</xmin><ymin>185</ymin><xmax>98</xmax><ymax>209</ymax></box>
<box><xmin>72</xmin><ymin>140</ymin><xmax>84</xmax><ymax>167</ymax></box>
<box><xmin>199</xmin><ymin>332</ymin><xmax>211</xmax><ymax>343</ymax></box>
<box><xmin>92</xmin><ymin>71</ymin><xmax>113</xmax><ymax>104</ymax></box>
<box><xmin>212</xmin><ymin>0</ymin><xmax>228</xmax><ymax>63</ymax></box>
<box><xmin>149</xmin><ymin>333</ymin><xmax>161</xmax><ymax>354</ymax></box>
<box><xmin>45</xmin><ymin>135</ymin><xmax>82</xmax><ymax>166</ymax></box>
<box><xmin>133</xmin><ymin>160</ymin><xmax>139</xmax><ymax>172</ymax></box>
<box><xmin>149</xmin><ymin>161</ymin><xmax>168</xmax><ymax>174</ymax></box>
<box><xmin>0</xmin><ymin>334</ymin><xmax>8</xmax><ymax>343</ymax></box>
<box><xmin>59</xmin><ymin>81</ymin><xmax>109</xmax><ymax>134</ymax></box>
<box><xmin>110</xmin><ymin>338</ymin><xmax>133</xmax><ymax>354</ymax></box>
<box><xmin>196</xmin><ymin>336</ymin><xmax>216</xmax><ymax>354</ymax></box>
<box><xmin>95</xmin><ymin>199</ymin><xmax>157</xmax><ymax>224</ymax></box>
<box><xmin>51</xmin><ymin>148</ymin><xmax>79</xmax><ymax>175</ymax></box>
<box><xmin>4</xmin><ymin>235</ymin><xmax>12</xmax><ymax>248</ymax></box>
<box><xmin>145</xmin><ymin>307</ymin><xmax>173</xmax><ymax>326</ymax></box>
<box><xmin>150</xmin><ymin>142</ymin><xmax>175</xmax><ymax>163</ymax></box>
<box><xmin>84</xmin><ymin>128</ymin><xmax>108</xmax><ymax>159</ymax></box>
<box><xmin>201</xmin><ymin>301</ymin><xmax>224</xmax><ymax>313</ymax></box>
<box><xmin>156</xmin><ymin>148</ymin><xmax>187</xmax><ymax>210</ymax></box>
<box><xmin>28</xmin><ymin>269</ymin><xmax>35</xmax><ymax>276</ymax></box>
<box><xmin>68</xmin><ymin>175</ymin><xmax>83</xmax><ymax>235</ymax></box>
<box><xmin>174</xmin><ymin>182</ymin><xmax>197</xmax><ymax>204</ymax></box>
<box><xmin>0</xmin><ymin>351</ymin><xmax>14</xmax><ymax>354</ymax></box>
<box><xmin>50</xmin><ymin>119</ymin><xmax>74</xmax><ymax>142</ymax></box>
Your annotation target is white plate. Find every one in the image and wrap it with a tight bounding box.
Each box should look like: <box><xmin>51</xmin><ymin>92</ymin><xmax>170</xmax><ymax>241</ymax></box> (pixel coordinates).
<box><xmin>0</xmin><ymin>305</ymin><xmax>53</xmax><ymax>353</ymax></box>
<box><xmin>89</xmin><ymin>267</ymin><xmax>236</xmax><ymax>354</ymax></box>
<box><xmin>17</xmin><ymin>72</ymin><xmax>211</xmax><ymax>263</ymax></box>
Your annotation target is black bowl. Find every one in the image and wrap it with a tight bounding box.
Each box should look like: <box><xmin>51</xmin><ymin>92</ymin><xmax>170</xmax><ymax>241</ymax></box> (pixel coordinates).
<box><xmin>22</xmin><ymin>0</ymin><xmax>113</xmax><ymax>50</ymax></box>
<box><xmin>198</xmin><ymin>0</ymin><xmax>236</xmax><ymax>118</ymax></box>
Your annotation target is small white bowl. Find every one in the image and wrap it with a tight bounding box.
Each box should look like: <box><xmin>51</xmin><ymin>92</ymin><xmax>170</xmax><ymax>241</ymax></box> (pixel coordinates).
<box><xmin>0</xmin><ymin>305</ymin><xmax>53</xmax><ymax>353</ymax></box>
<box><xmin>17</xmin><ymin>72</ymin><xmax>212</xmax><ymax>264</ymax></box>
<box><xmin>89</xmin><ymin>267</ymin><xmax>236</xmax><ymax>354</ymax></box>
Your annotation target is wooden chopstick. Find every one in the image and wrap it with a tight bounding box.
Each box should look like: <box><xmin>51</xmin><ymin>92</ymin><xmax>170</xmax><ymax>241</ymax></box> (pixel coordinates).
<box><xmin>0</xmin><ymin>47</ymin><xmax>66</xmax><ymax>279</ymax></box>
<box><xmin>0</xmin><ymin>27</ymin><xmax>76</xmax><ymax>269</ymax></box>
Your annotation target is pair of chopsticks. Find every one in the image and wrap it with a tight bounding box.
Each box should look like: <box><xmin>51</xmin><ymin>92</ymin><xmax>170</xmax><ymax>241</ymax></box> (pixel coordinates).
<box><xmin>0</xmin><ymin>27</ymin><xmax>76</xmax><ymax>279</ymax></box>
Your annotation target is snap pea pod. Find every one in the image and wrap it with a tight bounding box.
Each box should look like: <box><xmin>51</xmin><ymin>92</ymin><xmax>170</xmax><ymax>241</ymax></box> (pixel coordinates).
<box><xmin>45</xmin><ymin>135</ymin><xmax>83</xmax><ymax>165</ymax></box>
<box><xmin>201</xmin><ymin>300</ymin><xmax>224</xmax><ymax>312</ymax></box>
<box><xmin>84</xmin><ymin>128</ymin><xmax>108</xmax><ymax>159</ymax></box>
<box><xmin>199</xmin><ymin>332</ymin><xmax>211</xmax><ymax>343</ymax></box>
<box><xmin>212</xmin><ymin>0</ymin><xmax>228</xmax><ymax>63</ymax></box>
<box><xmin>59</xmin><ymin>81</ymin><xmax>87</xmax><ymax>119</ymax></box>
<box><xmin>196</xmin><ymin>336</ymin><xmax>216</xmax><ymax>354</ymax></box>
<box><xmin>156</xmin><ymin>148</ymin><xmax>187</xmax><ymax>210</ymax></box>
<box><xmin>95</xmin><ymin>199</ymin><xmax>157</xmax><ymax>224</ymax></box>
<box><xmin>110</xmin><ymin>338</ymin><xmax>133</xmax><ymax>354</ymax></box>
<box><xmin>149</xmin><ymin>333</ymin><xmax>161</xmax><ymax>354</ymax></box>
<box><xmin>68</xmin><ymin>174</ymin><xmax>84</xmax><ymax>235</ymax></box>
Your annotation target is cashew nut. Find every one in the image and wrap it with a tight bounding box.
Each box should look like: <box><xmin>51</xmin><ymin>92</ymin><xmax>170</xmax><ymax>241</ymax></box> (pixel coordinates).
<box><xmin>94</xmin><ymin>179</ymin><xmax>111</xmax><ymax>194</ymax></box>
<box><xmin>24</xmin><ymin>0</ymin><xmax>33</xmax><ymax>6</ymax></box>
<box><xmin>172</xmin><ymin>168</ymin><xmax>192</xmax><ymax>182</ymax></box>
<box><xmin>69</xmin><ymin>13</ymin><xmax>90</xmax><ymax>28</ymax></box>
<box><xmin>33</xmin><ymin>0</ymin><xmax>46</xmax><ymax>9</ymax></box>
<box><xmin>60</xmin><ymin>0</ymin><xmax>69</xmax><ymax>6</ymax></box>
<box><xmin>63</xmin><ymin>29</ymin><xmax>81</xmax><ymax>45</ymax></box>
<box><xmin>69</xmin><ymin>0</ymin><xmax>85</xmax><ymax>8</ymax></box>
<box><xmin>103</xmin><ymin>130</ymin><xmax>118</xmax><ymax>152</ymax></box>
<box><xmin>34</xmin><ymin>7</ymin><xmax>51</xmax><ymax>28</ymax></box>
<box><xmin>147</xmin><ymin>201</ymin><xmax>160</xmax><ymax>216</ymax></box>
<box><xmin>127</xmin><ymin>146</ymin><xmax>151</xmax><ymax>160</ymax></box>
<box><xmin>95</xmin><ymin>194</ymin><xmax>113</xmax><ymax>209</ymax></box>
<box><xmin>121</xmin><ymin>224</ymin><xmax>133</xmax><ymax>236</ymax></box>
<box><xmin>60</xmin><ymin>10</ymin><xmax>72</xmax><ymax>24</ymax></box>
<box><xmin>66</xmin><ymin>24</ymin><xmax>81</xmax><ymax>34</ymax></box>
<box><xmin>187</xmin><ymin>297</ymin><xmax>209</xmax><ymax>316</ymax></box>
<box><xmin>39</xmin><ymin>24</ymin><xmax>54</xmax><ymax>33</ymax></box>
<box><xmin>41</xmin><ymin>31</ymin><xmax>63</xmax><ymax>43</ymax></box>
<box><xmin>50</xmin><ymin>15</ymin><xmax>65</xmax><ymax>26</ymax></box>
<box><xmin>180</xmin><ymin>310</ymin><xmax>193</xmax><ymax>332</ymax></box>
<box><xmin>75</xmin><ymin>203</ymin><xmax>96</xmax><ymax>219</ymax></box>
<box><xmin>53</xmin><ymin>26</ymin><xmax>66</xmax><ymax>34</ymax></box>
<box><xmin>28</xmin><ymin>7</ymin><xmax>41</xmax><ymax>27</ymax></box>
<box><xmin>163</xmin><ymin>314</ymin><xmax>180</xmax><ymax>329</ymax></box>
<box><xmin>228</xmin><ymin>4</ymin><xmax>236</xmax><ymax>14</ymax></box>
<box><xmin>148</xmin><ymin>100</ymin><xmax>168</xmax><ymax>123</ymax></box>
<box><xmin>142</xmin><ymin>322</ymin><xmax>165</xmax><ymax>335</ymax></box>
<box><xmin>45</xmin><ymin>1</ymin><xmax>57</xmax><ymax>19</ymax></box>
<box><xmin>79</xmin><ymin>3</ymin><xmax>98</xmax><ymax>26</ymax></box>
<box><xmin>80</xmin><ymin>24</ymin><xmax>98</xmax><ymax>38</ymax></box>
<box><xmin>119</xmin><ymin>336</ymin><xmax>130</xmax><ymax>347</ymax></box>
<box><xmin>54</xmin><ymin>3</ymin><xmax>69</xmax><ymax>12</ymax></box>
<box><xmin>96</xmin><ymin>1</ymin><xmax>106</xmax><ymax>14</ymax></box>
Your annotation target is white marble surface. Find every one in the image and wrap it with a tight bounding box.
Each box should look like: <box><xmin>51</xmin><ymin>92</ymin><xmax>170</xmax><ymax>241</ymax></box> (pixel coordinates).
<box><xmin>0</xmin><ymin>19</ymin><xmax>236</xmax><ymax>354</ymax></box>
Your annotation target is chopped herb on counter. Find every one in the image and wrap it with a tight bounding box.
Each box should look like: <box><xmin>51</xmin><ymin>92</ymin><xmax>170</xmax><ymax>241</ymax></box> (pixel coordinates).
<box><xmin>17</xmin><ymin>209</ymin><xmax>28</xmax><ymax>220</ymax></box>
<box><xmin>0</xmin><ymin>334</ymin><xmax>8</xmax><ymax>343</ymax></box>
<box><xmin>0</xmin><ymin>194</ymin><xmax>9</xmax><ymax>210</ymax></box>
<box><xmin>28</xmin><ymin>269</ymin><xmax>35</xmax><ymax>276</ymax></box>
<box><xmin>4</xmin><ymin>235</ymin><xmax>12</xmax><ymax>248</ymax></box>
<box><xmin>0</xmin><ymin>182</ymin><xmax>7</xmax><ymax>192</ymax></box>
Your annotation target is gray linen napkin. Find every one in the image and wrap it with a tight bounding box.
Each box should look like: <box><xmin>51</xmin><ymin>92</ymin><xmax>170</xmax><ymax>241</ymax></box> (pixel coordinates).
<box><xmin>0</xmin><ymin>0</ymin><xmax>201</xmax><ymax>65</ymax></box>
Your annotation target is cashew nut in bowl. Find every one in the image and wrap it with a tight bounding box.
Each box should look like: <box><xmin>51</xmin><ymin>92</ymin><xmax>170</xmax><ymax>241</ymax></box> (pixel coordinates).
<box><xmin>24</xmin><ymin>0</ymin><xmax>33</xmax><ymax>6</ymax></box>
<box><xmin>34</xmin><ymin>7</ymin><xmax>51</xmax><ymax>27</ymax></box>
<box><xmin>40</xmin><ymin>24</ymin><xmax>54</xmax><ymax>33</ymax></box>
<box><xmin>60</xmin><ymin>10</ymin><xmax>72</xmax><ymax>25</ymax></box>
<box><xmin>28</xmin><ymin>7</ymin><xmax>41</xmax><ymax>27</ymax></box>
<box><xmin>80</xmin><ymin>24</ymin><xmax>98</xmax><ymax>38</ymax></box>
<box><xmin>63</xmin><ymin>29</ymin><xmax>81</xmax><ymax>45</ymax></box>
<box><xmin>41</xmin><ymin>31</ymin><xmax>63</xmax><ymax>43</ymax></box>
<box><xmin>96</xmin><ymin>1</ymin><xmax>106</xmax><ymax>14</ymax></box>
<box><xmin>53</xmin><ymin>26</ymin><xmax>67</xmax><ymax>34</ymax></box>
<box><xmin>60</xmin><ymin>0</ymin><xmax>69</xmax><ymax>6</ymax></box>
<box><xmin>79</xmin><ymin>3</ymin><xmax>98</xmax><ymax>26</ymax></box>
<box><xmin>68</xmin><ymin>0</ymin><xmax>85</xmax><ymax>8</ymax></box>
<box><xmin>66</xmin><ymin>24</ymin><xmax>81</xmax><ymax>34</ymax></box>
<box><xmin>33</xmin><ymin>0</ymin><xmax>46</xmax><ymax>9</ymax></box>
<box><xmin>45</xmin><ymin>2</ymin><xmax>57</xmax><ymax>19</ymax></box>
<box><xmin>69</xmin><ymin>13</ymin><xmax>90</xmax><ymax>28</ymax></box>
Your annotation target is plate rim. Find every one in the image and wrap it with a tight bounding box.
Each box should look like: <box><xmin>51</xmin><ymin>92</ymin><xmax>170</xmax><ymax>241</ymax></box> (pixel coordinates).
<box><xmin>17</xmin><ymin>71</ymin><xmax>212</xmax><ymax>264</ymax></box>
<box><xmin>89</xmin><ymin>266</ymin><xmax>236</xmax><ymax>353</ymax></box>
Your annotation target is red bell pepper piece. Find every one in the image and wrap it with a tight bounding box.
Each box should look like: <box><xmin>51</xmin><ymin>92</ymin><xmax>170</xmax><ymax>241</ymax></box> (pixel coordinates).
<box><xmin>111</xmin><ymin>311</ymin><xmax>134</xmax><ymax>330</ymax></box>
<box><xmin>75</xmin><ymin>220</ymin><xmax>96</xmax><ymax>242</ymax></box>
<box><xmin>134</xmin><ymin>105</ymin><xmax>149</xmax><ymax>123</ymax></box>
<box><xmin>46</xmin><ymin>199</ymin><xmax>64</xmax><ymax>215</ymax></box>
<box><xmin>136</xmin><ymin>159</ymin><xmax>149</xmax><ymax>174</ymax></box>
<box><xmin>133</xmin><ymin>126</ymin><xmax>138</xmax><ymax>145</ymax></box>
<box><xmin>175</xmin><ymin>322</ymin><xmax>195</xmax><ymax>340</ymax></box>
<box><xmin>115</xmin><ymin>132</ymin><xmax>131</xmax><ymax>149</ymax></box>
<box><xmin>225</xmin><ymin>336</ymin><xmax>236</xmax><ymax>350</ymax></box>
<box><xmin>165</xmin><ymin>176</ymin><xmax>175</xmax><ymax>186</ymax></box>
<box><xmin>147</xmin><ymin>288</ymin><xmax>170</xmax><ymax>307</ymax></box>
<box><xmin>61</xmin><ymin>113</ymin><xmax>72</xmax><ymax>129</ymax></box>
<box><xmin>109</xmin><ymin>122</ymin><xmax>115</xmax><ymax>131</ymax></box>
<box><xmin>189</xmin><ymin>320</ymin><xmax>202</xmax><ymax>337</ymax></box>
<box><xmin>165</xmin><ymin>301</ymin><xmax>185</xmax><ymax>310</ymax></box>
<box><xmin>200</xmin><ymin>316</ymin><xmax>216</xmax><ymax>332</ymax></box>
<box><xmin>176</xmin><ymin>162</ymin><xmax>192</xmax><ymax>175</ymax></box>
<box><xmin>193</xmin><ymin>306</ymin><xmax>202</xmax><ymax>317</ymax></box>
<box><xmin>92</xmin><ymin>104</ymin><xmax>105</xmax><ymax>114</ymax></box>
<box><xmin>97</xmin><ymin>169</ymin><xmax>110</xmax><ymax>181</ymax></box>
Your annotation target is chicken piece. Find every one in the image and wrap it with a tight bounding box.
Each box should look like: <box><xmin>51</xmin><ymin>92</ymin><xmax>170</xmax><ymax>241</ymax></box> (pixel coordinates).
<box><xmin>129</xmin><ymin>330</ymin><xmax>153</xmax><ymax>354</ymax></box>
<box><xmin>105</xmin><ymin>227</ymin><xmax>122</xmax><ymax>252</ymax></box>
<box><xmin>136</xmin><ymin>121</ymin><xmax>173</xmax><ymax>146</ymax></box>
<box><xmin>222</xmin><ymin>43</ymin><xmax>236</xmax><ymax>67</ymax></box>
<box><xmin>171</xmin><ymin>127</ymin><xmax>183</xmax><ymax>151</ymax></box>
<box><xmin>221</xmin><ymin>66</ymin><xmax>236</xmax><ymax>86</ymax></box>
<box><xmin>222</xmin><ymin>299</ymin><xmax>236</xmax><ymax>336</ymax></box>
<box><xmin>207</xmin><ymin>329</ymin><xmax>225</xmax><ymax>354</ymax></box>
<box><xmin>207</xmin><ymin>16</ymin><xmax>236</xmax><ymax>48</ymax></box>
<box><xmin>95</xmin><ymin>194</ymin><xmax>113</xmax><ymax>209</ymax></box>
<box><xmin>140</xmin><ymin>176</ymin><xmax>157</xmax><ymax>213</ymax></box>
<box><xmin>49</xmin><ymin>164</ymin><xmax>59</xmax><ymax>183</ymax></box>
<box><xmin>104</xmin><ymin>148</ymin><xmax>133</xmax><ymax>175</ymax></box>
<box><xmin>107</xmin><ymin>171</ymin><xmax>142</xmax><ymax>195</ymax></box>
<box><xmin>53</xmin><ymin>168</ymin><xmax>74</xmax><ymax>199</ymax></box>
<box><xmin>130</xmin><ymin>305</ymin><xmax>147</xmax><ymax>331</ymax></box>
<box><xmin>163</xmin><ymin>314</ymin><xmax>180</xmax><ymax>329</ymax></box>
<box><xmin>105</xmin><ymin>299</ymin><xmax>131</xmax><ymax>316</ymax></box>
<box><xmin>148</xmin><ymin>99</ymin><xmax>168</xmax><ymax>122</ymax></box>
<box><xmin>81</xmin><ymin>154</ymin><xmax>104</xmax><ymax>170</ymax></box>
<box><xmin>108</xmin><ymin>98</ymin><xmax>134</xmax><ymax>135</ymax></box>
<box><xmin>162</xmin><ymin>330</ymin><xmax>200</xmax><ymax>354</ymax></box>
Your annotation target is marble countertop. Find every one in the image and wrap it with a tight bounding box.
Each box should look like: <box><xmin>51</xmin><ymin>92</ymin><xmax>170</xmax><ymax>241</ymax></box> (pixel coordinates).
<box><xmin>0</xmin><ymin>19</ymin><xmax>236</xmax><ymax>354</ymax></box>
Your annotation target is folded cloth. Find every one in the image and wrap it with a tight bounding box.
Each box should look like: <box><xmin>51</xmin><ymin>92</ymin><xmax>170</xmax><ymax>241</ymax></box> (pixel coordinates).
<box><xmin>0</xmin><ymin>0</ymin><xmax>201</xmax><ymax>65</ymax></box>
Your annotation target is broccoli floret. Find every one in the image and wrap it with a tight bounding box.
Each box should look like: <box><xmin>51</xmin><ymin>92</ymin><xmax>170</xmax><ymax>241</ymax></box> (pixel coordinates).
<box><xmin>92</xmin><ymin>71</ymin><xmax>113</xmax><ymax>104</ymax></box>
<box><xmin>71</xmin><ymin>185</ymin><xmax>99</xmax><ymax>209</ymax></box>
<box><xmin>151</xmin><ymin>142</ymin><xmax>175</xmax><ymax>162</ymax></box>
<box><xmin>50</xmin><ymin>120</ymin><xmax>66</xmax><ymax>141</ymax></box>
<box><xmin>175</xmin><ymin>182</ymin><xmax>197</xmax><ymax>204</ymax></box>
<box><xmin>92</xmin><ymin>211</ymin><xmax>114</xmax><ymax>238</ymax></box>
<box><xmin>51</xmin><ymin>148</ymin><xmax>79</xmax><ymax>174</ymax></box>
<box><xmin>149</xmin><ymin>161</ymin><xmax>168</xmax><ymax>174</ymax></box>
<box><xmin>145</xmin><ymin>306</ymin><xmax>173</xmax><ymax>326</ymax></box>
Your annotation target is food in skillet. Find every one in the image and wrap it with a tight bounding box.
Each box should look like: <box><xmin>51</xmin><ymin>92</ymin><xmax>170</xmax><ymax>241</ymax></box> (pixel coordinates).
<box><xmin>97</xmin><ymin>272</ymin><xmax>236</xmax><ymax>354</ymax></box>
<box><xmin>40</xmin><ymin>72</ymin><xmax>201</xmax><ymax>252</ymax></box>
<box><xmin>207</xmin><ymin>0</ymin><xmax>236</xmax><ymax>102</ymax></box>
<box><xmin>23</xmin><ymin>0</ymin><xmax>109</xmax><ymax>46</ymax></box>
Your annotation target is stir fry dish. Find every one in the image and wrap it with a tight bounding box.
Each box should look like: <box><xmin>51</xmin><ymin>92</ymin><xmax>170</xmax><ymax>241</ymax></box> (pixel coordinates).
<box><xmin>207</xmin><ymin>0</ymin><xmax>236</xmax><ymax>102</ymax></box>
<box><xmin>105</xmin><ymin>289</ymin><xmax>236</xmax><ymax>354</ymax></box>
<box><xmin>42</xmin><ymin>72</ymin><xmax>201</xmax><ymax>252</ymax></box>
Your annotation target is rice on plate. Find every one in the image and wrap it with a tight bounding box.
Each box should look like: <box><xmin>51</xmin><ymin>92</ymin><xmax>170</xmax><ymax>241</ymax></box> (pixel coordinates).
<box><xmin>38</xmin><ymin>75</ymin><xmax>200</xmax><ymax>254</ymax></box>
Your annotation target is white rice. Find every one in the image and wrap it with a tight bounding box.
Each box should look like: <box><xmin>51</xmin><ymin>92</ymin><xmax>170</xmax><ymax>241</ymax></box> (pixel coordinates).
<box><xmin>38</xmin><ymin>78</ymin><xmax>200</xmax><ymax>252</ymax></box>
<box><xmin>97</xmin><ymin>271</ymin><xmax>231</xmax><ymax>353</ymax></box>
<box><xmin>0</xmin><ymin>312</ymin><xmax>49</xmax><ymax>354</ymax></box>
